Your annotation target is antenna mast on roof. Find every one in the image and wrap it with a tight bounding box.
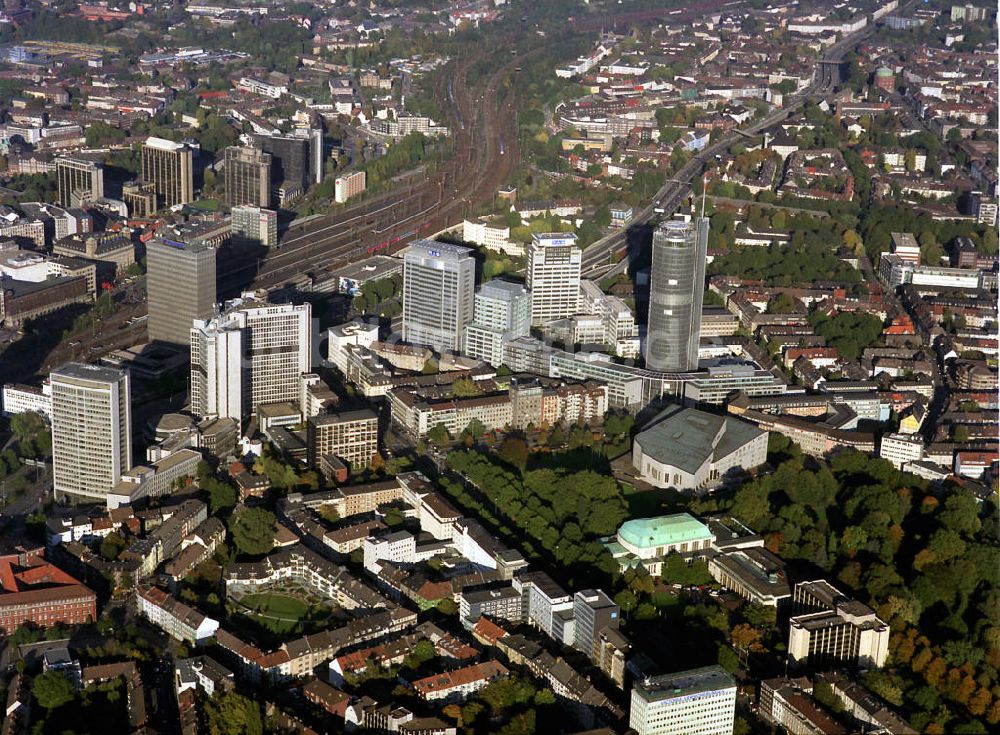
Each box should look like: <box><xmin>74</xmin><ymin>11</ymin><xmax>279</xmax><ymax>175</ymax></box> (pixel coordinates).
<box><xmin>700</xmin><ymin>172</ymin><xmax>707</xmax><ymax>220</ymax></box>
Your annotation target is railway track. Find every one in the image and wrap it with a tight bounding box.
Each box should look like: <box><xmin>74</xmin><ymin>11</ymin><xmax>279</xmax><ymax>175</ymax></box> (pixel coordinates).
<box><xmin>235</xmin><ymin>38</ymin><xmax>530</xmax><ymax>294</ymax></box>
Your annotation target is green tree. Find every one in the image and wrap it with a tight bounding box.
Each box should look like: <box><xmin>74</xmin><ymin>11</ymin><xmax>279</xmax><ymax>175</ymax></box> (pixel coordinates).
<box><xmin>229</xmin><ymin>507</ymin><xmax>276</xmax><ymax>556</ymax></box>
<box><xmin>204</xmin><ymin>478</ymin><xmax>237</xmax><ymax>514</ymax></box>
<box><xmin>427</xmin><ymin>424</ymin><xmax>451</xmax><ymax>446</ymax></box>
<box><xmin>809</xmin><ymin>310</ymin><xmax>883</xmax><ymax>361</ymax></box>
<box><xmin>938</xmin><ymin>491</ymin><xmax>981</xmax><ymax>536</ymax></box>
<box><xmin>813</xmin><ymin>679</ymin><xmax>844</xmax><ymax>712</ymax></box>
<box><xmin>464</xmin><ymin>418</ymin><xmax>487</xmax><ymax>440</ymax></box>
<box><xmin>9</xmin><ymin>411</ymin><xmax>45</xmax><ymax>441</ymax></box>
<box><xmin>32</xmin><ymin>671</ymin><xmax>75</xmax><ymax>710</ymax></box>
<box><xmin>451</xmin><ymin>377</ymin><xmax>481</xmax><ymax>398</ymax></box>
<box><xmin>662</xmin><ymin>553</ymin><xmax>713</xmax><ymax>585</ymax></box>
<box><xmin>100</xmin><ymin>531</ymin><xmax>128</xmax><ymax>561</ymax></box>
<box><xmin>766</xmin><ymin>293</ymin><xmax>799</xmax><ymax>314</ymax></box>
<box><xmin>85</xmin><ymin>121</ymin><xmax>125</xmax><ymax>147</ymax></box>
<box><xmin>497</xmin><ymin>436</ymin><xmax>529</xmax><ymax>469</ymax></box>
<box><xmin>254</xmin><ymin>453</ymin><xmax>299</xmax><ymax>490</ymax></box>
<box><xmin>614</xmin><ymin>589</ymin><xmax>638</xmax><ymax>618</ymax></box>
<box><xmin>204</xmin><ymin>692</ymin><xmax>263</xmax><ymax>735</ymax></box>
<box><xmin>412</xmin><ymin>639</ymin><xmax>435</xmax><ymax>664</ymax></box>
<box><xmin>730</xmin><ymin>482</ymin><xmax>771</xmax><ymax>527</ymax></box>
<box><xmin>383</xmin><ymin>508</ymin><xmax>406</xmax><ymax>527</ymax></box>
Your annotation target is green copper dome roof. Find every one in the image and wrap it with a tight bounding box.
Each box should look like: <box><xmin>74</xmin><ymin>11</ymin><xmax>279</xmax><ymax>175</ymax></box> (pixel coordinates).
<box><xmin>618</xmin><ymin>513</ymin><xmax>712</xmax><ymax>549</ymax></box>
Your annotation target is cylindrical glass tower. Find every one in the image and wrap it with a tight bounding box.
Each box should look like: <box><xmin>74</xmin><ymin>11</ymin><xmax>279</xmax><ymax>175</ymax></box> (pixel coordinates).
<box><xmin>644</xmin><ymin>218</ymin><xmax>709</xmax><ymax>373</ymax></box>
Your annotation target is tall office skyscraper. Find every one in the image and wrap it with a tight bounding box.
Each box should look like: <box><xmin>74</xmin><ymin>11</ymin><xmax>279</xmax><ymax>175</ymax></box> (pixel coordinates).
<box><xmin>223</xmin><ymin>146</ymin><xmax>272</xmax><ymax>208</ymax></box>
<box><xmin>402</xmin><ymin>240</ymin><xmax>475</xmax><ymax>353</ymax></box>
<box><xmin>630</xmin><ymin>666</ymin><xmax>736</xmax><ymax>735</ymax></box>
<box><xmin>55</xmin><ymin>157</ymin><xmax>104</xmax><ymax>207</ymax></box>
<box><xmin>190</xmin><ymin>317</ymin><xmax>243</xmax><ymax>420</ymax></box>
<box><xmin>463</xmin><ymin>279</ymin><xmax>530</xmax><ymax>367</ymax></box>
<box><xmin>231</xmin><ymin>205</ymin><xmax>278</xmax><ymax>248</ymax></box>
<box><xmin>50</xmin><ymin>363</ymin><xmax>131</xmax><ymax>502</ymax></box>
<box><xmin>141</xmin><ymin>137</ymin><xmax>194</xmax><ymax>209</ymax></box>
<box><xmin>526</xmin><ymin>232</ymin><xmax>581</xmax><ymax>325</ymax></box>
<box><xmin>644</xmin><ymin>218</ymin><xmax>709</xmax><ymax>373</ymax></box>
<box><xmin>257</xmin><ymin>127</ymin><xmax>322</xmax><ymax>200</ymax></box>
<box><xmin>190</xmin><ymin>293</ymin><xmax>311</xmax><ymax>417</ymax></box>
<box><xmin>147</xmin><ymin>238</ymin><xmax>217</xmax><ymax>347</ymax></box>
<box><xmin>241</xmin><ymin>297</ymin><xmax>312</xmax><ymax>409</ymax></box>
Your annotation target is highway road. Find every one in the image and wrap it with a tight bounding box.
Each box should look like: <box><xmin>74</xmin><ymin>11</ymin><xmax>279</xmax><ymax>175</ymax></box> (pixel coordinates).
<box><xmin>577</xmin><ymin>9</ymin><xmax>909</xmax><ymax>280</ymax></box>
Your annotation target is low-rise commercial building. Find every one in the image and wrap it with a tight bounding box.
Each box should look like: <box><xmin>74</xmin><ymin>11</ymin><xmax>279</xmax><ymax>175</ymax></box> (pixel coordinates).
<box><xmin>708</xmin><ymin>547</ymin><xmax>791</xmax><ymax>608</ymax></box>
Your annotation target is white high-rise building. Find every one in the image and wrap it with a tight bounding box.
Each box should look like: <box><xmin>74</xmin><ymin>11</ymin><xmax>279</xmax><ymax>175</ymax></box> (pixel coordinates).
<box><xmin>787</xmin><ymin>580</ymin><xmax>889</xmax><ymax>670</ymax></box>
<box><xmin>243</xmin><ymin>298</ymin><xmax>311</xmax><ymax>409</ymax></box>
<box><xmin>189</xmin><ymin>293</ymin><xmax>311</xmax><ymax>418</ymax></box>
<box><xmin>630</xmin><ymin>666</ymin><xmax>736</xmax><ymax>735</ymax></box>
<box><xmin>463</xmin><ymin>279</ymin><xmax>531</xmax><ymax>367</ymax></box>
<box><xmin>402</xmin><ymin>240</ymin><xmax>475</xmax><ymax>353</ymax></box>
<box><xmin>526</xmin><ymin>232</ymin><xmax>581</xmax><ymax>325</ymax></box>
<box><xmin>50</xmin><ymin>363</ymin><xmax>132</xmax><ymax>502</ymax></box>
<box><xmin>190</xmin><ymin>318</ymin><xmax>244</xmax><ymax>421</ymax></box>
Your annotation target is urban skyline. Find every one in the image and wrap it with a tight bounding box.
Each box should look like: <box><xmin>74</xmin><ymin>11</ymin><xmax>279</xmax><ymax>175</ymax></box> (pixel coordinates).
<box><xmin>0</xmin><ymin>1</ymin><xmax>994</xmax><ymax>733</ymax></box>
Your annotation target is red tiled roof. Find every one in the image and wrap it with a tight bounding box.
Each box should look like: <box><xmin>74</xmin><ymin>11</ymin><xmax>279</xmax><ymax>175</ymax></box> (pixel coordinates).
<box><xmin>411</xmin><ymin>661</ymin><xmax>508</xmax><ymax>695</ymax></box>
<box><xmin>473</xmin><ymin>617</ymin><xmax>508</xmax><ymax>645</ymax></box>
<box><xmin>0</xmin><ymin>553</ymin><xmax>87</xmax><ymax>595</ymax></box>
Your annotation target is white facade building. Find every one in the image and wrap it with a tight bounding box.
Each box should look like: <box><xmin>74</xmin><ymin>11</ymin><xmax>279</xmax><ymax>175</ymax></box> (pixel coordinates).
<box><xmin>137</xmin><ymin>585</ymin><xmax>220</xmax><ymax>645</ymax></box>
<box><xmin>526</xmin><ymin>233</ymin><xmax>581</xmax><ymax>325</ymax></box>
<box><xmin>631</xmin><ymin>407</ymin><xmax>768</xmax><ymax>490</ymax></box>
<box><xmin>879</xmin><ymin>433</ymin><xmax>924</xmax><ymax>469</ymax></box>
<box><xmin>1</xmin><ymin>381</ymin><xmax>52</xmax><ymax>419</ymax></box>
<box><xmin>190</xmin><ymin>318</ymin><xmax>243</xmax><ymax>421</ymax></box>
<box><xmin>190</xmin><ymin>293</ymin><xmax>311</xmax><ymax>418</ymax></box>
<box><xmin>630</xmin><ymin>666</ymin><xmax>737</xmax><ymax>735</ymax></box>
<box><xmin>787</xmin><ymin>580</ymin><xmax>890</xmax><ymax>670</ymax></box>
<box><xmin>334</xmin><ymin>171</ymin><xmax>366</xmax><ymax>204</ymax></box>
<box><xmin>513</xmin><ymin>571</ymin><xmax>574</xmax><ymax>644</ymax></box>
<box><xmin>462</xmin><ymin>218</ymin><xmax>519</xmax><ymax>255</ymax></box>
<box><xmin>327</xmin><ymin>320</ymin><xmax>379</xmax><ymax>374</ymax></box>
<box><xmin>50</xmin><ymin>363</ymin><xmax>131</xmax><ymax>502</ymax></box>
<box><xmin>578</xmin><ymin>279</ymin><xmax>638</xmax><ymax>357</ymax></box>
<box><xmin>463</xmin><ymin>279</ymin><xmax>531</xmax><ymax>367</ymax></box>
<box><xmin>402</xmin><ymin>240</ymin><xmax>475</xmax><ymax>353</ymax></box>
<box><xmin>231</xmin><ymin>205</ymin><xmax>278</xmax><ymax>248</ymax></box>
